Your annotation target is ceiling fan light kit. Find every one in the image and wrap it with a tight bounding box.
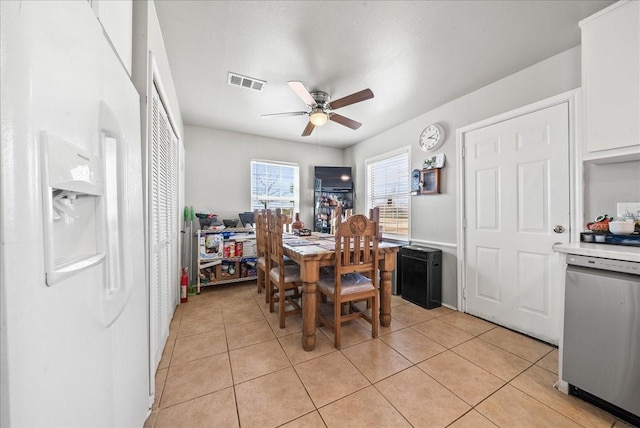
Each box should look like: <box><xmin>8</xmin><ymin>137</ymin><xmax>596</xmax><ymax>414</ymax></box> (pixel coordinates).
<box><xmin>261</xmin><ymin>81</ymin><xmax>374</xmax><ymax>136</ymax></box>
<box><xmin>309</xmin><ymin>108</ymin><xmax>328</xmax><ymax>126</ymax></box>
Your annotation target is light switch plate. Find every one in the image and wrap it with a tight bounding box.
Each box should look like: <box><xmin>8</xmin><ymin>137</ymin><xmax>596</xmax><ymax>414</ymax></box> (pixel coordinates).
<box><xmin>616</xmin><ymin>202</ymin><xmax>640</xmax><ymax>218</ymax></box>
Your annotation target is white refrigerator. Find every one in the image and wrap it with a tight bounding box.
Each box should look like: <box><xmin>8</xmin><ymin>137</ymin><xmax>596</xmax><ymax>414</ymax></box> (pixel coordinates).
<box><xmin>1</xmin><ymin>2</ymin><xmax>150</xmax><ymax>426</ymax></box>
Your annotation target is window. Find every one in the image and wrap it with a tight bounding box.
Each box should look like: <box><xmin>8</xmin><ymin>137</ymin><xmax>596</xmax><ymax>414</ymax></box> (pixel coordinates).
<box><xmin>251</xmin><ymin>160</ymin><xmax>299</xmax><ymax>215</ymax></box>
<box><xmin>366</xmin><ymin>149</ymin><xmax>410</xmax><ymax>240</ymax></box>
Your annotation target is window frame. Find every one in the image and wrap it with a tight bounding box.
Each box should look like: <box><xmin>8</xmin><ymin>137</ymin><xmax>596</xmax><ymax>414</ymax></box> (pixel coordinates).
<box><xmin>365</xmin><ymin>147</ymin><xmax>411</xmax><ymax>241</ymax></box>
<box><xmin>250</xmin><ymin>160</ymin><xmax>300</xmax><ymax>215</ymax></box>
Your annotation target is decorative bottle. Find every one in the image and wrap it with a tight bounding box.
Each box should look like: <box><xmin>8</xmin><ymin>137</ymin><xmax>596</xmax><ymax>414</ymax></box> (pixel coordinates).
<box><xmin>292</xmin><ymin>212</ymin><xmax>304</xmax><ymax>231</ymax></box>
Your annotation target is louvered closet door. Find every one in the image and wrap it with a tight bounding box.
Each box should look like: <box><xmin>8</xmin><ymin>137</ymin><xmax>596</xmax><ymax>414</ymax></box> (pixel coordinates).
<box><xmin>150</xmin><ymin>82</ymin><xmax>179</xmax><ymax>370</ymax></box>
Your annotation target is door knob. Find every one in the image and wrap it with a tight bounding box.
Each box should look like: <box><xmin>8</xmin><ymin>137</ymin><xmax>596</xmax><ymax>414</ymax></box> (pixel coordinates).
<box><xmin>553</xmin><ymin>225</ymin><xmax>565</xmax><ymax>233</ymax></box>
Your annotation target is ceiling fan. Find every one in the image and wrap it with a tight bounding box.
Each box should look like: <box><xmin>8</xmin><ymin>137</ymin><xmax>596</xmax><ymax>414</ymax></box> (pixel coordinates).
<box><xmin>261</xmin><ymin>81</ymin><xmax>374</xmax><ymax>136</ymax></box>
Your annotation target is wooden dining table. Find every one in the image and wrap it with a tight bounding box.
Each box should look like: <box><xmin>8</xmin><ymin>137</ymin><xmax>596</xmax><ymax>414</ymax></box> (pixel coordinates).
<box><xmin>282</xmin><ymin>233</ymin><xmax>402</xmax><ymax>351</ymax></box>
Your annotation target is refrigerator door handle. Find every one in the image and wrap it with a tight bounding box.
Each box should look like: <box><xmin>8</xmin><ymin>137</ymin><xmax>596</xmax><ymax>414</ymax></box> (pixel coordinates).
<box><xmin>100</xmin><ymin>101</ymin><xmax>133</xmax><ymax>327</ymax></box>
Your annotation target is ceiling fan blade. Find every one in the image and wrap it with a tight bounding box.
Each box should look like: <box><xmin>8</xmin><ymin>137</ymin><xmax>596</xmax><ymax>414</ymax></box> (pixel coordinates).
<box><xmin>288</xmin><ymin>81</ymin><xmax>317</xmax><ymax>106</ymax></box>
<box><xmin>301</xmin><ymin>121</ymin><xmax>315</xmax><ymax>136</ymax></box>
<box><xmin>328</xmin><ymin>88</ymin><xmax>374</xmax><ymax>110</ymax></box>
<box><xmin>260</xmin><ymin>111</ymin><xmax>308</xmax><ymax>118</ymax></box>
<box><xmin>329</xmin><ymin>113</ymin><xmax>362</xmax><ymax>130</ymax></box>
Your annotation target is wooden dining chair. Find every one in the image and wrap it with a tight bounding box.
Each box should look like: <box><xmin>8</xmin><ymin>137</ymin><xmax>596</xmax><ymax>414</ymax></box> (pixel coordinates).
<box><xmin>281</xmin><ymin>213</ymin><xmax>293</xmax><ymax>233</ymax></box>
<box><xmin>254</xmin><ymin>209</ymin><xmax>269</xmax><ymax>296</ymax></box>
<box><xmin>267</xmin><ymin>209</ymin><xmax>303</xmax><ymax>328</ymax></box>
<box><xmin>317</xmin><ymin>213</ymin><xmax>379</xmax><ymax>349</ymax></box>
<box><xmin>369</xmin><ymin>206</ymin><xmax>381</xmax><ymax>240</ymax></box>
<box><xmin>329</xmin><ymin>204</ymin><xmax>342</xmax><ymax>235</ymax></box>
<box><xmin>276</xmin><ymin>208</ymin><xmax>297</xmax><ymax>261</ymax></box>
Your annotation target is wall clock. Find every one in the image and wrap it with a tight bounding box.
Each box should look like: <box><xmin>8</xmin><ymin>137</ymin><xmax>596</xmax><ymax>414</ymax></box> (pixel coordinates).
<box><xmin>419</xmin><ymin>123</ymin><xmax>446</xmax><ymax>152</ymax></box>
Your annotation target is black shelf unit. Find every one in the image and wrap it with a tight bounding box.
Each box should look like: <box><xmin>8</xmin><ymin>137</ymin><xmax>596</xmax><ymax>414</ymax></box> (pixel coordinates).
<box><xmin>313</xmin><ymin>178</ymin><xmax>353</xmax><ymax>233</ymax></box>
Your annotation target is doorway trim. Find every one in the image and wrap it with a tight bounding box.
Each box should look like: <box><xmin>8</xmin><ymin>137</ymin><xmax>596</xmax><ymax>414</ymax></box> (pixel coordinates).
<box><xmin>455</xmin><ymin>89</ymin><xmax>581</xmax><ymax>312</ymax></box>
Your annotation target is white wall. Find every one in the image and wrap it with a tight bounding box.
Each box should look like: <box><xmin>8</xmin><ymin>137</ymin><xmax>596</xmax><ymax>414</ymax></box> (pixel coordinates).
<box><xmin>184</xmin><ymin>126</ymin><xmax>344</xmax><ymax>228</ymax></box>
<box><xmin>181</xmin><ymin>46</ymin><xmax>587</xmax><ymax>308</ymax></box>
<box><xmin>132</xmin><ymin>0</ymin><xmax>184</xmax><ymax>139</ymax></box>
<box><xmin>583</xmin><ymin>160</ymin><xmax>640</xmax><ymax>222</ymax></box>
<box><xmin>345</xmin><ymin>46</ymin><xmax>583</xmax><ymax>307</ymax></box>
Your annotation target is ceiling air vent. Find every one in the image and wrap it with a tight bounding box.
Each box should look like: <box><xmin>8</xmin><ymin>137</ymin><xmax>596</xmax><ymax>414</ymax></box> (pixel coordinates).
<box><xmin>227</xmin><ymin>72</ymin><xmax>266</xmax><ymax>92</ymax></box>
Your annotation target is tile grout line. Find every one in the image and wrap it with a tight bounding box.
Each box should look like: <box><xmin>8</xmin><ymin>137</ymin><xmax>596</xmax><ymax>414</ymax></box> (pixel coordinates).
<box><xmin>221</xmin><ymin>312</ymin><xmax>243</xmax><ymax>428</ymax></box>
<box><xmin>153</xmin><ymin>283</ymin><xmax>595</xmax><ymax>428</ymax></box>
<box><xmin>505</xmin><ymin>368</ymin><xmax>611</xmax><ymax>428</ymax></box>
<box><xmin>391</xmin><ymin>314</ymin><xmax>551</xmax><ymax>425</ymax></box>
<box><xmin>290</xmin><ymin>296</ymin><xmax>497</xmax><ymax>425</ymax></box>
<box><xmin>230</xmin><ymin>288</ymin><xmax>322</xmax><ymax>426</ymax></box>
<box><xmin>153</xmin><ymin>307</ymin><xmax>183</xmax><ymax>413</ymax></box>
<box><xmin>376</xmin><ymin>329</ymin><xmax>505</xmax><ymax>426</ymax></box>
<box><xmin>467</xmin><ymin>382</ymin><xmax>512</xmax><ymax>426</ymax></box>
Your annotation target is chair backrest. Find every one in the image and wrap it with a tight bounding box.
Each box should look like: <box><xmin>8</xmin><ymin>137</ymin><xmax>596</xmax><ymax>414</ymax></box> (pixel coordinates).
<box><xmin>267</xmin><ymin>209</ymin><xmax>288</xmax><ymax>279</ymax></box>
<box><xmin>330</xmin><ymin>204</ymin><xmax>343</xmax><ymax>235</ymax></box>
<box><xmin>272</xmin><ymin>207</ymin><xmax>293</xmax><ymax>233</ymax></box>
<box><xmin>333</xmin><ymin>214</ymin><xmax>379</xmax><ymax>291</ymax></box>
<box><xmin>368</xmin><ymin>206</ymin><xmax>380</xmax><ymax>240</ymax></box>
<box><xmin>281</xmin><ymin>213</ymin><xmax>292</xmax><ymax>233</ymax></box>
<box><xmin>254</xmin><ymin>209</ymin><xmax>268</xmax><ymax>260</ymax></box>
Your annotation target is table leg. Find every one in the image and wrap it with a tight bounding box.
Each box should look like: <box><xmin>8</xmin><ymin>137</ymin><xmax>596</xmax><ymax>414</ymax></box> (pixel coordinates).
<box><xmin>302</xmin><ymin>280</ymin><xmax>317</xmax><ymax>351</ymax></box>
<box><xmin>379</xmin><ymin>270</ymin><xmax>392</xmax><ymax>327</ymax></box>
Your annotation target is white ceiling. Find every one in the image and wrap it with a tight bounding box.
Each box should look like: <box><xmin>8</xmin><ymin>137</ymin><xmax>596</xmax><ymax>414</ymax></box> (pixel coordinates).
<box><xmin>154</xmin><ymin>0</ymin><xmax>614</xmax><ymax>149</ymax></box>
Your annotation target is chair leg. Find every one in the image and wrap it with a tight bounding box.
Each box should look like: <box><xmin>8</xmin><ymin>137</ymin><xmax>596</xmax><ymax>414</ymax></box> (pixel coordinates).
<box><xmin>269</xmin><ymin>278</ymin><xmax>275</xmax><ymax>313</ymax></box>
<box><xmin>334</xmin><ymin>298</ymin><xmax>341</xmax><ymax>350</ymax></box>
<box><xmin>265</xmin><ymin>273</ymin><xmax>270</xmax><ymax>303</ymax></box>
<box><xmin>347</xmin><ymin>302</ymin><xmax>353</xmax><ymax>315</ymax></box>
<box><xmin>372</xmin><ymin>295</ymin><xmax>378</xmax><ymax>339</ymax></box>
<box><xmin>257</xmin><ymin>268</ymin><xmax>264</xmax><ymax>294</ymax></box>
<box><xmin>315</xmin><ymin>290</ymin><xmax>321</xmax><ymax>328</ymax></box>
<box><xmin>279</xmin><ymin>283</ymin><xmax>286</xmax><ymax>329</ymax></box>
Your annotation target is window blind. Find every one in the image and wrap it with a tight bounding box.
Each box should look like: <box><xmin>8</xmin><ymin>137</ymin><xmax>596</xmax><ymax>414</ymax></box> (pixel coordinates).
<box><xmin>250</xmin><ymin>161</ymin><xmax>299</xmax><ymax>214</ymax></box>
<box><xmin>367</xmin><ymin>151</ymin><xmax>409</xmax><ymax>240</ymax></box>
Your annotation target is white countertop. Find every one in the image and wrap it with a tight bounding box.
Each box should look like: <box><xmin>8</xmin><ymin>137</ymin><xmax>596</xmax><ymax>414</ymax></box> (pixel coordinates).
<box><xmin>553</xmin><ymin>242</ymin><xmax>640</xmax><ymax>263</ymax></box>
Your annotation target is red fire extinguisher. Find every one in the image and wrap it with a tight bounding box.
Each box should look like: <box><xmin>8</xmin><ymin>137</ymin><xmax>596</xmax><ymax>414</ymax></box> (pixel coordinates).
<box><xmin>180</xmin><ymin>267</ymin><xmax>188</xmax><ymax>303</ymax></box>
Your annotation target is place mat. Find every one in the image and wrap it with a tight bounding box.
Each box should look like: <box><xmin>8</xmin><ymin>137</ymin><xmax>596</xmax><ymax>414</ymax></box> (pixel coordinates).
<box><xmin>293</xmin><ymin>245</ymin><xmax>333</xmax><ymax>254</ymax></box>
<box><xmin>316</xmin><ymin>242</ymin><xmax>336</xmax><ymax>250</ymax></box>
<box><xmin>284</xmin><ymin>239</ymin><xmax>314</xmax><ymax>246</ymax></box>
<box><xmin>313</xmin><ymin>232</ymin><xmax>334</xmax><ymax>239</ymax></box>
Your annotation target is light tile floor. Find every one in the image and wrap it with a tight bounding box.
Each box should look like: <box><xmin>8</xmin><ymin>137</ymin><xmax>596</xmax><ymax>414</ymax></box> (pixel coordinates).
<box><xmin>144</xmin><ymin>281</ymin><xmax>631</xmax><ymax>428</ymax></box>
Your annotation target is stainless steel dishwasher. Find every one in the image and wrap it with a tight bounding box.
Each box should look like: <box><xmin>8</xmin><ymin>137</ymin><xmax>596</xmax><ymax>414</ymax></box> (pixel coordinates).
<box><xmin>563</xmin><ymin>254</ymin><xmax>640</xmax><ymax>426</ymax></box>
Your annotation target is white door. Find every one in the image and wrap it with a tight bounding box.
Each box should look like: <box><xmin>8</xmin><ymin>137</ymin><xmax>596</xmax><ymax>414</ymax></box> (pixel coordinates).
<box><xmin>463</xmin><ymin>102</ymin><xmax>570</xmax><ymax>344</ymax></box>
<box><xmin>149</xmin><ymin>80</ymin><xmax>180</xmax><ymax>373</ymax></box>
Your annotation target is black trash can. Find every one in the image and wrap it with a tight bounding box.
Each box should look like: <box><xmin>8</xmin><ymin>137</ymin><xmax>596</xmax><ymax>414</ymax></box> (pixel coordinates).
<box><xmin>399</xmin><ymin>245</ymin><xmax>442</xmax><ymax>309</ymax></box>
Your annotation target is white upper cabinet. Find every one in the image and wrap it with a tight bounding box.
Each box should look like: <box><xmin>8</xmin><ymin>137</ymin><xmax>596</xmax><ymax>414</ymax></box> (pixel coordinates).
<box><xmin>91</xmin><ymin>0</ymin><xmax>133</xmax><ymax>76</ymax></box>
<box><xmin>580</xmin><ymin>0</ymin><xmax>639</xmax><ymax>163</ymax></box>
